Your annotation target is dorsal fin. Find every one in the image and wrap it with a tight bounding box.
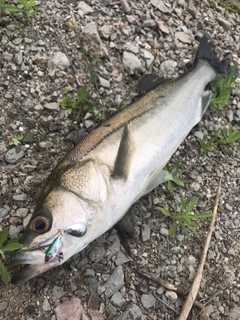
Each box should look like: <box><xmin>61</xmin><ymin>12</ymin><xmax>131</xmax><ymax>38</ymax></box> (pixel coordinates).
<box><xmin>138</xmin><ymin>74</ymin><xmax>169</xmax><ymax>95</ymax></box>
<box><xmin>112</xmin><ymin>125</ymin><xmax>135</xmax><ymax>180</ymax></box>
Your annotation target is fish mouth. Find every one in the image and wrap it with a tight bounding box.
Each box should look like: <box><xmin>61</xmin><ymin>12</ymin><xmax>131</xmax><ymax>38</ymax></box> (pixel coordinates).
<box><xmin>11</xmin><ymin>238</ymin><xmax>64</xmax><ymax>284</ymax></box>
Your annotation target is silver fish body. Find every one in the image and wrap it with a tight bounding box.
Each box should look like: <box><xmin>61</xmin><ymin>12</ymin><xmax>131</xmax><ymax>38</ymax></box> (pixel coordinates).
<box><xmin>11</xmin><ymin>35</ymin><xmax>231</xmax><ymax>283</ymax></box>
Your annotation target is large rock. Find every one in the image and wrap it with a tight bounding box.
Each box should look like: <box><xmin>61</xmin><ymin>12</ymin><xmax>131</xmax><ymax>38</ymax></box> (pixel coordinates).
<box><xmin>82</xmin><ymin>22</ymin><xmax>108</xmax><ymax>57</ymax></box>
<box><xmin>54</xmin><ymin>296</ymin><xmax>83</xmax><ymax>320</ymax></box>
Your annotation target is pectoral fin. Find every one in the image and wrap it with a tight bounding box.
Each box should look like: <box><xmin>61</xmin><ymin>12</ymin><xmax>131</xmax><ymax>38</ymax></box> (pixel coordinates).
<box><xmin>201</xmin><ymin>90</ymin><xmax>212</xmax><ymax>115</ymax></box>
<box><xmin>112</xmin><ymin>125</ymin><xmax>135</xmax><ymax>180</ymax></box>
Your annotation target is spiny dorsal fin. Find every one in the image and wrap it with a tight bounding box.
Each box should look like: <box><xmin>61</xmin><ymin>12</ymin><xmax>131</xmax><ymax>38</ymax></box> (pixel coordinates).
<box><xmin>138</xmin><ymin>74</ymin><xmax>169</xmax><ymax>95</ymax></box>
<box><xmin>112</xmin><ymin>124</ymin><xmax>135</xmax><ymax>180</ymax></box>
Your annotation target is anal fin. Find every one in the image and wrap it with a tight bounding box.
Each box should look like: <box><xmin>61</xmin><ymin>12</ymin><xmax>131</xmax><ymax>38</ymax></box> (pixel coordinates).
<box><xmin>112</xmin><ymin>125</ymin><xmax>135</xmax><ymax>180</ymax></box>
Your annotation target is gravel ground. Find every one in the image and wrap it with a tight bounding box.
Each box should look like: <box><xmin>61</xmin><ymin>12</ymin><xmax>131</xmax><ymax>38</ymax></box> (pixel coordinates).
<box><xmin>0</xmin><ymin>0</ymin><xmax>240</xmax><ymax>319</ymax></box>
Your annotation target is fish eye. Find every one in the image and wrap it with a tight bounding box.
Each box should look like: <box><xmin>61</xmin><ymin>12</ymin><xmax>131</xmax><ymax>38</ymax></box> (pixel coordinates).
<box><xmin>30</xmin><ymin>216</ymin><xmax>49</xmax><ymax>232</ymax></box>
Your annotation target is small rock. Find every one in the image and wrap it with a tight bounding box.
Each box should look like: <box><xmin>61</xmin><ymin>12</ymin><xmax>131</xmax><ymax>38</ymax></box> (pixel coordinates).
<box><xmin>151</xmin><ymin>0</ymin><xmax>171</xmax><ymax>13</ymax></box>
<box><xmin>190</xmin><ymin>182</ymin><xmax>200</xmax><ymax>191</ymax></box>
<box><xmin>43</xmin><ymin>298</ymin><xmax>51</xmax><ymax>311</ymax></box>
<box><xmin>48</xmin><ymin>52</ymin><xmax>70</xmax><ymax>71</ymax></box>
<box><xmin>141</xmin><ymin>224</ymin><xmax>151</xmax><ymax>242</ymax></box>
<box><xmin>3</xmin><ymin>52</ymin><xmax>13</xmax><ymax>61</ymax></box>
<box><xmin>0</xmin><ymin>205</ymin><xmax>10</xmax><ymax>218</ymax></box>
<box><xmin>9</xmin><ymin>225</ymin><xmax>22</xmax><ymax>237</ymax></box>
<box><xmin>97</xmin><ymin>286</ymin><xmax>105</xmax><ymax>295</ymax></box>
<box><xmin>5</xmin><ymin>147</ymin><xmax>25</xmax><ymax>164</ymax></box>
<box><xmin>0</xmin><ymin>141</ymin><xmax>7</xmax><ymax>154</ymax></box>
<box><xmin>123</xmin><ymin>43</ymin><xmax>139</xmax><ymax>54</ymax></box>
<box><xmin>165</xmin><ymin>290</ymin><xmax>178</xmax><ymax>301</ymax></box>
<box><xmin>115</xmin><ymin>251</ymin><xmax>130</xmax><ymax>266</ymax></box>
<box><xmin>44</xmin><ymin>102</ymin><xmax>60</xmax><ymax>111</ymax></box>
<box><xmin>105</xmin><ymin>266</ymin><xmax>124</xmax><ymax>298</ymax></box>
<box><xmin>54</xmin><ymin>296</ymin><xmax>83</xmax><ymax>320</ymax></box>
<box><xmin>120</xmin><ymin>0</ymin><xmax>131</xmax><ymax>13</ymax></box>
<box><xmin>88</xmin><ymin>292</ymin><xmax>100</xmax><ymax>310</ymax></box>
<box><xmin>188</xmin><ymin>3</ymin><xmax>198</xmax><ymax>17</ymax></box>
<box><xmin>89</xmin><ymin>246</ymin><xmax>106</xmax><ymax>262</ymax></box>
<box><xmin>156</xmin><ymin>20</ymin><xmax>170</xmax><ymax>34</ymax></box>
<box><xmin>24</xmin><ymin>305</ymin><xmax>35</xmax><ymax>314</ymax></box>
<box><xmin>52</xmin><ymin>286</ymin><xmax>65</xmax><ymax>299</ymax></box>
<box><xmin>99</xmin><ymin>25</ymin><xmax>113</xmax><ymax>39</ymax></box>
<box><xmin>77</xmin><ymin>1</ymin><xmax>94</xmax><ymax>15</ymax></box>
<box><xmin>88</xmin><ymin>309</ymin><xmax>104</xmax><ymax>320</ymax></box>
<box><xmin>141</xmin><ymin>293</ymin><xmax>156</xmax><ymax>309</ymax></box>
<box><xmin>175</xmin><ymin>32</ymin><xmax>192</xmax><ymax>44</ymax></box>
<box><xmin>160</xmin><ymin>60</ymin><xmax>177</xmax><ymax>74</ymax></box>
<box><xmin>122</xmin><ymin>51</ymin><xmax>141</xmax><ymax>74</ymax></box>
<box><xmin>111</xmin><ymin>291</ymin><xmax>126</xmax><ymax>308</ymax></box>
<box><xmin>143</xmin><ymin>19</ymin><xmax>156</xmax><ymax>28</ymax></box>
<box><xmin>98</xmin><ymin>76</ymin><xmax>110</xmax><ymax>88</ymax></box>
<box><xmin>13</xmin><ymin>193</ymin><xmax>27</xmax><ymax>201</ymax></box>
<box><xmin>0</xmin><ymin>301</ymin><xmax>8</xmax><ymax>311</ymax></box>
<box><xmin>115</xmin><ymin>303</ymin><xmax>146</xmax><ymax>320</ymax></box>
<box><xmin>14</xmin><ymin>51</ymin><xmax>23</xmax><ymax>65</ymax></box>
<box><xmin>82</xmin><ymin>22</ymin><xmax>108</xmax><ymax>57</ymax></box>
<box><xmin>217</xmin><ymin>17</ymin><xmax>232</xmax><ymax>31</ymax></box>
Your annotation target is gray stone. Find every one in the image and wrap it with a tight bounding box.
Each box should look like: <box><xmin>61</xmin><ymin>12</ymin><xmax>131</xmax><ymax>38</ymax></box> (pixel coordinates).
<box><xmin>43</xmin><ymin>298</ymin><xmax>51</xmax><ymax>311</ymax></box>
<box><xmin>48</xmin><ymin>52</ymin><xmax>70</xmax><ymax>71</ymax></box>
<box><xmin>52</xmin><ymin>286</ymin><xmax>65</xmax><ymax>299</ymax></box>
<box><xmin>9</xmin><ymin>225</ymin><xmax>22</xmax><ymax>237</ymax></box>
<box><xmin>4</xmin><ymin>147</ymin><xmax>25</xmax><ymax>164</ymax></box>
<box><xmin>141</xmin><ymin>225</ymin><xmax>151</xmax><ymax>242</ymax></box>
<box><xmin>115</xmin><ymin>303</ymin><xmax>146</xmax><ymax>320</ymax></box>
<box><xmin>54</xmin><ymin>296</ymin><xmax>83</xmax><ymax>320</ymax></box>
<box><xmin>122</xmin><ymin>51</ymin><xmax>141</xmax><ymax>74</ymax></box>
<box><xmin>14</xmin><ymin>51</ymin><xmax>23</xmax><ymax>65</ymax></box>
<box><xmin>190</xmin><ymin>182</ymin><xmax>200</xmax><ymax>191</ymax></box>
<box><xmin>217</xmin><ymin>17</ymin><xmax>232</xmax><ymax>31</ymax></box>
<box><xmin>160</xmin><ymin>59</ymin><xmax>177</xmax><ymax>74</ymax></box>
<box><xmin>0</xmin><ymin>141</ymin><xmax>7</xmax><ymax>154</ymax></box>
<box><xmin>44</xmin><ymin>102</ymin><xmax>60</xmax><ymax>111</ymax></box>
<box><xmin>97</xmin><ymin>286</ymin><xmax>105</xmax><ymax>295</ymax></box>
<box><xmin>13</xmin><ymin>193</ymin><xmax>27</xmax><ymax>201</ymax></box>
<box><xmin>0</xmin><ymin>205</ymin><xmax>10</xmax><ymax>218</ymax></box>
<box><xmin>3</xmin><ymin>52</ymin><xmax>13</xmax><ymax>61</ymax></box>
<box><xmin>143</xmin><ymin>19</ymin><xmax>156</xmax><ymax>28</ymax></box>
<box><xmin>82</xmin><ymin>22</ymin><xmax>108</xmax><ymax>57</ymax></box>
<box><xmin>99</xmin><ymin>25</ymin><xmax>113</xmax><ymax>39</ymax></box>
<box><xmin>165</xmin><ymin>290</ymin><xmax>178</xmax><ymax>301</ymax></box>
<box><xmin>120</xmin><ymin>0</ymin><xmax>131</xmax><ymax>13</ymax></box>
<box><xmin>123</xmin><ymin>43</ymin><xmax>139</xmax><ymax>54</ymax></box>
<box><xmin>105</xmin><ymin>266</ymin><xmax>124</xmax><ymax>298</ymax></box>
<box><xmin>0</xmin><ymin>301</ymin><xmax>8</xmax><ymax>311</ymax></box>
<box><xmin>141</xmin><ymin>293</ymin><xmax>156</xmax><ymax>309</ymax></box>
<box><xmin>175</xmin><ymin>32</ymin><xmax>192</xmax><ymax>44</ymax></box>
<box><xmin>156</xmin><ymin>20</ymin><xmax>170</xmax><ymax>34</ymax></box>
<box><xmin>115</xmin><ymin>251</ymin><xmax>130</xmax><ymax>266</ymax></box>
<box><xmin>98</xmin><ymin>76</ymin><xmax>110</xmax><ymax>88</ymax></box>
<box><xmin>111</xmin><ymin>291</ymin><xmax>126</xmax><ymax>308</ymax></box>
<box><xmin>89</xmin><ymin>246</ymin><xmax>106</xmax><ymax>262</ymax></box>
<box><xmin>77</xmin><ymin>1</ymin><xmax>94</xmax><ymax>15</ymax></box>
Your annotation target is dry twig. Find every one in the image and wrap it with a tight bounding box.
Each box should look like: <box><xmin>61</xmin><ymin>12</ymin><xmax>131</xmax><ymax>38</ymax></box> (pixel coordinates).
<box><xmin>178</xmin><ymin>178</ymin><xmax>222</xmax><ymax>320</ymax></box>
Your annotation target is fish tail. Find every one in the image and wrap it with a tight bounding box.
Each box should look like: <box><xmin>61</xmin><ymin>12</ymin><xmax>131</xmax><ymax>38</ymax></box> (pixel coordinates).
<box><xmin>197</xmin><ymin>34</ymin><xmax>232</xmax><ymax>77</ymax></box>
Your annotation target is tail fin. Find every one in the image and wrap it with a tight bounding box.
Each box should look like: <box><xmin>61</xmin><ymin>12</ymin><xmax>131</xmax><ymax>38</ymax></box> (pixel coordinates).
<box><xmin>197</xmin><ymin>34</ymin><xmax>232</xmax><ymax>77</ymax></box>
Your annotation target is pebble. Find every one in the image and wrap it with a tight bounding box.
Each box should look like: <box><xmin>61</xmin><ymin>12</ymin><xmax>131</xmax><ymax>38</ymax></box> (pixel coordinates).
<box><xmin>52</xmin><ymin>286</ymin><xmax>65</xmax><ymax>299</ymax></box>
<box><xmin>4</xmin><ymin>147</ymin><xmax>25</xmax><ymax>164</ymax></box>
<box><xmin>82</xmin><ymin>22</ymin><xmax>108</xmax><ymax>57</ymax></box>
<box><xmin>77</xmin><ymin>1</ymin><xmax>94</xmax><ymax>15</ymax></box>
<box><xmin>160</xmin><ymin>59</ymin><xmax>177</xmax><ymax>74</ymax></box>
<box><xmin>111</xmin><ymin>291</ymin><xmax>126</xmax><ymax>308</ymax></box>
<box><xmin>141</xmin><ymin>224</ymin><xmax>151</xmax><ymax>242</ymax></box>
<box><xmin>14</xmin><ymin>51</ymin><xmax>23</xmax><ymax>65</ymax></box>
<box><xmin>43</xmin><ymin>298</ymin><xmax>51</xmax><ymax>311</ymax></box>
<box><xmin>0</xmin><ymin>205</ymin><xmax>10</xmax><ymax>218</ymax></box>
<box><xmin>141</xmin><ymin>293</ymin><xmax>156</xmax><ymax>309</ymax></box>
<box><xmin>165</xmin><ymin>290</ymin><xmax>178</xmax><ymax>301</ymax></box>
<box><xmin>13</xmin><ymin>193</ymin><xmax>27</xmax><ymax>201</ymax></box>
<box><xmin>89</xmin><ymin>246</ymin><xmax>106</xmax><ymax>262</ymax></box>
<box><xmin>115</xmin><ymin>251</ymin><xmax>130</xmax><ymax>266</ymax></box>
<box><xmin>48</xmin><ymin>52</ymin><xmax>70</xmax><ymax>71</ymax></box>
<box><xmin>44</xmin><ymin>102</ymin><xmax>60</xmax><ymax>111</ymax></box>
<box><xmin>217</xmin><ymin>17</ymin><xmax>232</xmax><ymax>31</ymax></box>
<box><xmin>99</xmin><ymin>25</ymin><xmax>113</xmax><ymax>39</ymax></box>
<box><xmin>54</xmin><ymin>296</ymin><xmax>83</xmax><ymax>320</ymax></box>
<box><xmin>175</xmin><ymin>31</ymin><xmax>192</xmax><ymax>44</ymax></box>
<box><xmin>98</xmin><ymin>76</ymin><xmax>110</xmax><ymax>88</ymax></box>
<box><xmin>151</xmin><ymin>0</ymin><xmax>171</xmax><ymax>13</ymax></box>
<box><xmin>104</xmin><ymin>266</ymin><xmax>124</xmax><ymax>298</ymax></box>
<box><xmin>122</xmin><ymin>51</ymin><xmax>141</xmax><ymax>74</ymax></box>
<box><xmin>0</xmin><ymin>301</ymin><xmax>8</xmax><ymax>311</ymax></box>
<box><xmin>115</xmin><ymin>303</ymin><xmax>146</xmax><ymax>320</ymax></box>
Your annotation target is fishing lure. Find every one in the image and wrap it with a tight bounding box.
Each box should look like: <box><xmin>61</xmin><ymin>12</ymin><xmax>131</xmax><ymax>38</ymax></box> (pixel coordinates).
<box><xmin>44</xmin><ymin>235</ymin><xmax>63</xmax><ymax>263</ymax></box>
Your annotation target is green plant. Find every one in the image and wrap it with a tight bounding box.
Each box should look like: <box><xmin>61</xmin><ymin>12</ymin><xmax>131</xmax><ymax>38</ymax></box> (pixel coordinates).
<box><xmin>164</xmin><ymin>164</ymin><xmax>184</xmax><ymax>192</ymax></box>
<box><xmin>160</xmin><ymin>197</ymin><xmax>212</xmax><ymax>238</ymax></box>
<box><xmin>197</xmin><ymin>135</ymin><xmax>216</xmax><ymax>154</ymax></box>
<box><xmin>9</xmin><ymin>133</ymin><xmax>23</xmax><ymax>146</ymax></box>
<box><xmin>213</xmin><ymin>124</ymin><xmax>240</xmax><ymax>145</ymax></box>
<box><xmin>60</xmin><ymin>85</ymin><xmax>89</xmax><ymax>118</ymax></box>
<box><xmin>210</xmin><ymin>64</ymin><xmax>237</xmax><ymax>114</ymax></box>
<box><xmin>0</xmin><ymin>0</ymin><xmax>41</xmax><ymax>17</ymax></box>
<box><xmin>0</xmin><ymin>228</ymin><xmax>23</xmax><ymax>283</ymax></box>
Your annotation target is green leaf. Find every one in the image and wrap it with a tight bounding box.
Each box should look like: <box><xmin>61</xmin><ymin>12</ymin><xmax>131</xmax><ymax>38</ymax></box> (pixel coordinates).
<box><xmin>160</xmin><ymin>208</ymin><xmax>171</xmax><ymax>217</ymax></box>
<box><xmin>2</xmin><ymin>242</ymin><xmax>23</xmax><ymax>251</ymax></box>
<box><xmin>171</xmin><ymin>177</ymin><xmax>184</xmax><ymax>187</ymax></box>
<box><xmin>0</xmin><ymin>249</ymin><xmax>5</xmax><ymax>260</ymax></box>
<box><xmin>7</xmin><ymin>237</ymin><xmax>20</xmax><ymax>244</ymax></box>
<box><xmin>167</xmin><ymin>181</ymin><xmax>174</xmax><ymax>193</ymax></box>
<box><xmin>191</xmin><ymin>213</ymin><xmax>213</xmax><ymax>219</ymax></box>
<box><xmin>186</xmin><ymin>197</ymin><xmax>198</xmax><ymax>213</ymax></box>
<box><xmin>0</xmin><ymin>259</ymin><xmax>8</xmax><ymax>284</ymax></box>
<box><xmin>0</xmin><ymin>229</ymin><xmax>8</xmax><ymax>247</ymax></box>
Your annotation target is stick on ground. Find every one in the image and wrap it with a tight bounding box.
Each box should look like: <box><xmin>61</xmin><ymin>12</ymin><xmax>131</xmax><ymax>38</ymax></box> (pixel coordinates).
<box><xmin>178</xmin><ymin>178</ymin><xmax>222</xmax><ymax>320</ymax></box>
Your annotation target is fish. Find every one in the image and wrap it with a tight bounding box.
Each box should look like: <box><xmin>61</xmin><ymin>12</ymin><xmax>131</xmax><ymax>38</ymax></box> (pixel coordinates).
<box><xmin>11</xmin><ymin>35</ymin><xmax>232</xmax><ymax>283</ymax></box>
